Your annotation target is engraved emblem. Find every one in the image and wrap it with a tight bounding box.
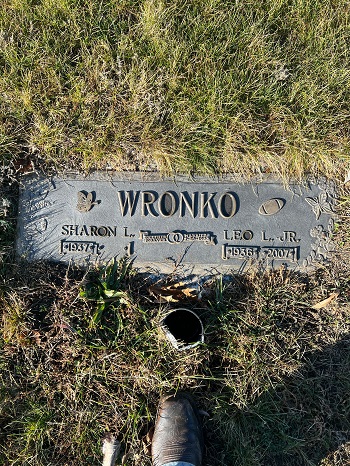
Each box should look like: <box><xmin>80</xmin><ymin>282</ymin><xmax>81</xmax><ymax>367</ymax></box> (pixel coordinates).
<box><xmin>139</xmin><ymin>230</ymin><xmax>217</xmax><ymax>245</ymax></box>
<box><xmin>76</xmin><ymin>191</ymin><xmax>98</xmax><ymax>213</ymax></box>
<box><xmin>259</xmin><ymin>198</ymin><xmax>285</xmax><ymax>216</ymax></box>
<box><xmin>305</xmin><ymin>192</ymin><xmax>334</xmax><ymax>220</ymax></box>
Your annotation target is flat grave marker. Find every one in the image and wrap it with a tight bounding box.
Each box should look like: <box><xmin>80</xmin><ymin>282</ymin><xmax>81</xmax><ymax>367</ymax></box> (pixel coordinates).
<box><xmin>17</xmin><ymin>173</ymin><xmax>337</xmax><ymax>274</ymax></box>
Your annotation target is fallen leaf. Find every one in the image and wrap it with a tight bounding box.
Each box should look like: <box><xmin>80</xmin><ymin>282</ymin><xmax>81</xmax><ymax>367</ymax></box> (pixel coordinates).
<box><xmin>182</xmin><ymin>286</ymin><xmax>199</xmax><ymax>299</ymax></box>
<box><xmin>148</xmin><ymin>285</ymin><xmax>180</xmax><ymax>303</ymax></box>
<box><xmin>148</xmin><ymin>282</ymin><xmax>199</xmax><ymax>303</ymax></box>
<box><xmin>311</xmin><ymin>292</ymin><xmax>339</xmax><ymax>310</ymax></box>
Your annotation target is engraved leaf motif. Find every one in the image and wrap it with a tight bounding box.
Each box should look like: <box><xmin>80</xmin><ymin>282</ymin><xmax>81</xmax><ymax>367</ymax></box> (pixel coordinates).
<box><xmin>305</xmin><ymin>197</ymin><xmax>318</xmax><ymax>207</ymax></box>
<box><xmin>320</xmin><ymin>203</ymin><xmax>334</xmax><ymax>214</ymax></box>
<box><xmin>328</xmin><ymin>218</ymin><xmax>335</xmax><ymax>232</ymax></box>
<box><xmin>305</xmin><ymin>197</ymin><xmax>321</xmax><ymax>220</ymax></box>
<box><xmin>305</xmin><ymin>192</ymin><xmax>334</xmax><ymax>219</ymax></box>
<box><xmin>325</xmin><ymin>240</ymin><xmax>335</xmax><ymax>252</ymax></box>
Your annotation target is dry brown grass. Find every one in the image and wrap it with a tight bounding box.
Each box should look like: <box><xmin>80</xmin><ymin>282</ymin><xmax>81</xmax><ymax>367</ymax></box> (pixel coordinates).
<box><xmin>0</xmin><ymin>247</ymin><xmax>349</xmax><ymax>465</ymax></box>
<box><xmin>1</xmin><ymin>0</ymin><xmax>350</xmax><ymax>180</ymax></box>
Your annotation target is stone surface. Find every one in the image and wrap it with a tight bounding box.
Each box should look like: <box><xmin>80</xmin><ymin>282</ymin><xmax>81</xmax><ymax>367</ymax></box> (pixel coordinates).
<box><xmin>16</xmin><ymin>173</ymin><xmax>337</xmax><ymax>274</ymax></box>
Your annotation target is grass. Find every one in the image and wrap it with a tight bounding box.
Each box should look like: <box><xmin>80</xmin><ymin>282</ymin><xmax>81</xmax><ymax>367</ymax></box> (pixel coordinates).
<box><xmin>1</xmin><ymin>1</ymin><xmax>350</xmax><ymax>465</ymax></box>
<box><xmin>0</xmin><ymin>0</ymin><xmax>349</xmax><ymax>178</ymax></box>
<box><xmin>0</xmin><ymin>173</ymin><xmax>349</xmax><ymax>465</ymax></box>
<box><xmin>0</xmin><ymin>251</ymin><xmax>350</xmax><ymax>465</ymax></box>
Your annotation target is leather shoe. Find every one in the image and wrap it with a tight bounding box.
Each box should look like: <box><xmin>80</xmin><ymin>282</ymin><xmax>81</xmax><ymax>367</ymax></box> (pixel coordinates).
<box><xmin>152</xmin><ymin>394</ymin><xmax>203</xmax><ymax>466</ymax></box>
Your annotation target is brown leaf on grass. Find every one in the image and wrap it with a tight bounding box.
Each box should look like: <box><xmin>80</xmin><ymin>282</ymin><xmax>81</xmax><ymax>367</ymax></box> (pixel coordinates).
<box><xmin>311</xmin><ymin>292</ymin><xmax>339</xmax><ymax>309</ymax></box>
<box><xmin>148</xmin><ymin>282</ymin><xmax>199</xmax><ymax>303</ymax></box>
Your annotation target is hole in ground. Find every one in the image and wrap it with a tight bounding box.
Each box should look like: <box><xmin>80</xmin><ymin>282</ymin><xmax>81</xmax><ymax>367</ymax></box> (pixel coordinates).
<box><xmin>163</xmin><ymin>309</ymin><xmax>202</xmax><ymax>344</ymax></box>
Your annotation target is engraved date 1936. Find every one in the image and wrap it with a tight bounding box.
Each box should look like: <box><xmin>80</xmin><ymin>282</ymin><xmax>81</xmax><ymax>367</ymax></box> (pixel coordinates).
<box><xmin>222</xmin><ymin>245</ymin><xmax>298</xmax><ymax>263</ymax></box>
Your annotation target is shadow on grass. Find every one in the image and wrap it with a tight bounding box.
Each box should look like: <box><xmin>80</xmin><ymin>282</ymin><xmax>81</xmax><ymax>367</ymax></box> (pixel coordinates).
<box><xmin>208</xmin><ymin>336</ymin><xmax>350</xmax><ymax>466</ymax></box>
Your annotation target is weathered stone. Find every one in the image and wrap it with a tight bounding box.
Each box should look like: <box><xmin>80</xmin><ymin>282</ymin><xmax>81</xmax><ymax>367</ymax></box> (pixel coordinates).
<box><xmin>16</xmin><ymin>173</ymin><xmax>337</xmax><ymax>274</ymax></box>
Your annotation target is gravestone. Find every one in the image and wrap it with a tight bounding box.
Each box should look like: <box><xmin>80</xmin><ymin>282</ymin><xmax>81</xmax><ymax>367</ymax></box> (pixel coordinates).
<box><xmin>16</xmin><ymin>173</ymin><xmax>337</xmax><ymax>274</ymax></box>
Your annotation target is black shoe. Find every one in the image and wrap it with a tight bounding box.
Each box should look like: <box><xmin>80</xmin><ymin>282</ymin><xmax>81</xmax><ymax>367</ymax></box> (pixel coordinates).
<box><xmin>151</xmin><ymin>394</ymin><xmax>203</xmax><ymax>466</ymax></box>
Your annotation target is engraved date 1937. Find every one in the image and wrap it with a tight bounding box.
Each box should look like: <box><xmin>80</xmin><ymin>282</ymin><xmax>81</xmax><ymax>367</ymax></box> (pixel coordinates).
<box><xmin>222</xmin><ymin>245</ymin><xmax>298</xmax><ymax>263</ymax></box>
<box><xmin>60</xmin><ymin>240</ymin><xmax>101</xmax><ymax>255</ymax></box>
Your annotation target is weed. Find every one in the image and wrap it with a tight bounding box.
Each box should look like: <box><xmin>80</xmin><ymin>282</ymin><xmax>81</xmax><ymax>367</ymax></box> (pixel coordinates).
<box><xmin>79</xmin><ymin>257</ymin><xmax>132</xmax><ymax>328</ymax></box>
<box><xmin>1</xmin><ymin>292</ymin><xmax>31</xmax><ymax>346</ymax></box>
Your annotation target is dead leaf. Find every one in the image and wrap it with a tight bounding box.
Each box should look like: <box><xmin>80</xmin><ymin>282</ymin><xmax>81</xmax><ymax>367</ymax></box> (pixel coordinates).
<box><xmin>311</xmin><ymin>292</ymin><xmax>339</xmax><ymax>310</ymax></box>
<box><xmin>148</xmin><ymin>282</ymin><xmax>199</xmax><ymax>303</ymax></box>
<box><xmin>148</xmin><ymin>284</ymin><xmax>180</xmax><ymax>303</ymax></box>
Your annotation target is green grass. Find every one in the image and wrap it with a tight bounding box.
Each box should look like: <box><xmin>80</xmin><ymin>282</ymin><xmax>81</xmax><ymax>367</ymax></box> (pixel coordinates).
<box><xmin>0</xmin><ymin>258</ymin><xmax>350</xmax><ymax>465</ymax></box>
<box><xmin>1</xmin><ymin>0</ymin><xmax>350</xmax><ymax>178</ymax></box>
<box><xmin>1</xmin><ymin>1</ymin><xmax>350</xmax><ymax>464</ymax></box>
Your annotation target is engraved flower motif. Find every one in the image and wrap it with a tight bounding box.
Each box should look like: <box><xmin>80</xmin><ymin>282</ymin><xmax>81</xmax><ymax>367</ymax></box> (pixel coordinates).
<box><xmin>305</xmin><ymin>192</ymin><xmax>334</xmax><ymax>220</ymax></box>
<box><xmin>325</xmin><ymin>240</ymin><xmax>336</xmax><ymax>252</ymax></box>
<box><xmin>307</xmin><ymin>222</ymin><xmax>333</xmax><ymax>267</ymax></box>
<box><xmin>310</xmin><ymin>225</ymin><xmax>324</xmax><ymax>238</ymax></box>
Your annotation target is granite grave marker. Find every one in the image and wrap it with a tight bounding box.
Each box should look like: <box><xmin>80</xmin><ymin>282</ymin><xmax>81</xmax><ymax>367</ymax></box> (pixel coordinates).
<box><xmin>16</xmin><ymin>173</ymin><xmax>337</xmax><ymax>274</ymax></box>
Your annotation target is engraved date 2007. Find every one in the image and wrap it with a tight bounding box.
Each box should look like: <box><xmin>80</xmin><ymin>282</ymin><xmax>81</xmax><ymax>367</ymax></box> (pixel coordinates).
<box><xmin>262</xmin><ymin>247</ymin><xmax>298</xmax><ymax>262</ymax></box>
<box><xmin>222</xmin><ymin>245</ymin><xmax>298</xmax><ymax>263</ymax></box>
